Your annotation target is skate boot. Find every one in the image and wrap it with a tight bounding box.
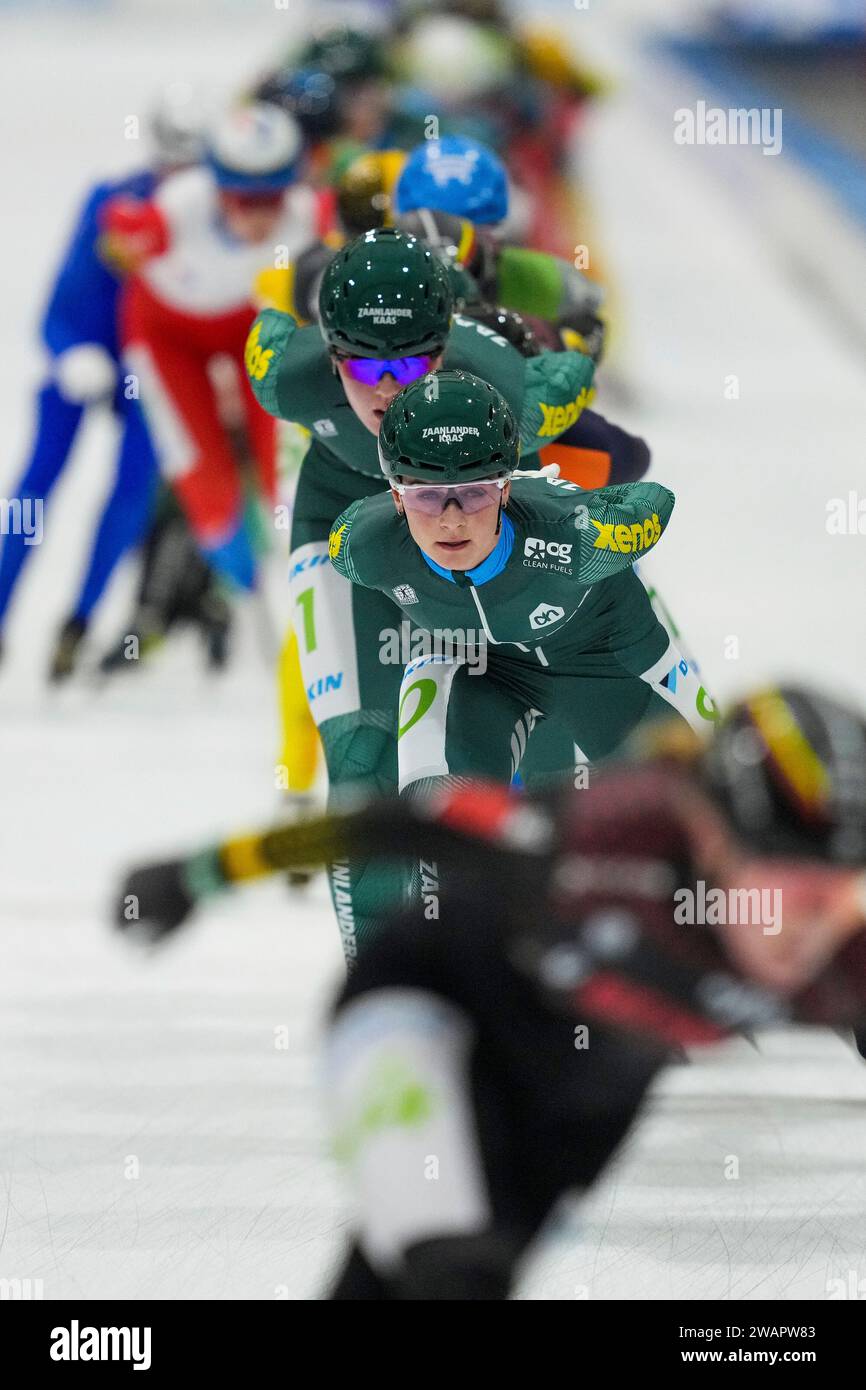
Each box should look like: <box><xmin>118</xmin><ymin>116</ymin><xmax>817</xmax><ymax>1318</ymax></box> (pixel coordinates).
<box><xmin>48</xmin><ymin>616</ymin><xmax>88</xmax><ymax>683</ymax></box>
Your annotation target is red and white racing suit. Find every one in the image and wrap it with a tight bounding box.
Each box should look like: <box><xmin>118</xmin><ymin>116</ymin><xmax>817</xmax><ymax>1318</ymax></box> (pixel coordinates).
<box><xmin>105</xmin><ymin>168</ymin><xmax>325</xmax><ymax>582</ymax></box>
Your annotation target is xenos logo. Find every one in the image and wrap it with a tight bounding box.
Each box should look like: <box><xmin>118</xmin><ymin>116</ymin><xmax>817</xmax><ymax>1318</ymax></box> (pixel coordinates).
<box><xmin>524</xmin><ymin>537</ymin><xmax>572</xmax><ymax>566</ymax></box>
<box><xmin>328</xmin><ymin>524</ymin><xmax>346</xmax><ymax>560</ymax></box>
<box><xmin>538</xmin><ymin>386</ymin><xmax>591</xmax><ymax>438</ymax></box>
<box><xmin>591</xmin><ymin>513</ymin><xmax>662</xmax><ymax>554</ymax></box>
<box><xmin>245</xmin><ymin>321</ymin><xmax>274</xmax><ymax>382</ymax></box>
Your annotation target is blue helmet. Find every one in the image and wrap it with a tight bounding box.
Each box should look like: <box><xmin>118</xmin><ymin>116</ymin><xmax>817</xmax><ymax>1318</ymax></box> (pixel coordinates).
<box><xmin>394</xmin><ymin>136</ymin><xmax>508</xmax><ymax>225</ymax></box>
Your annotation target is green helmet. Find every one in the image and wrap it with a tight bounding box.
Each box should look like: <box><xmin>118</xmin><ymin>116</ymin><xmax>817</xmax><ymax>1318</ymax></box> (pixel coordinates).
<box><xmin>378</xmin><ymin>369</ymin><xmax>518</xmax><ymax>483</ymax></box>
<box><xmin>319</xmin><ymin>227</ymin><xmax>454</xmax><ymax>358</ymax></box>
<box><xmin>298</xmin><ymin>27</ymin><xmax>386</xmax><ymax>83</ymax></box>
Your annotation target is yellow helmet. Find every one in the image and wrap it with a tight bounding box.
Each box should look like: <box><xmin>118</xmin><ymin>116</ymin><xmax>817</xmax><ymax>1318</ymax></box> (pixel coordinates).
<box><xmin>336</xmin><ymin>149</ymin><xmax>407</xmax><ymax>237</ymax></box>
<box><xmin>520</xmin><ymin>27</ymin><xmax>607</xmax><ymax>97</ymax></box>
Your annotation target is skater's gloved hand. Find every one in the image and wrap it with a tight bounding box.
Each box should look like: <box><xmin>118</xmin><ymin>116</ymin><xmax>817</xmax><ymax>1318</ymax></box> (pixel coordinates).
<box><xmin>511</xmin><ymin>462</ymin><xmax>560</xmax><ymax>481</ymax></box>
<box><xmin>115</xmin><ymin>859</ymin><xmax>197</xmax><ymax>940</ymax></box>
<box><xmin>558</xmin><ymin>312</ymin><xmax>606</xmax><ymax>366</ymax></box>
<box><xmin>98</xmin><ymin>196</ymin><xmax>168</xmax><ymax>272</ymax></box>
<box><xmin>54</xmin><ymin>345</ymin><xmax>116</xmax><ymax>404</ymax></box>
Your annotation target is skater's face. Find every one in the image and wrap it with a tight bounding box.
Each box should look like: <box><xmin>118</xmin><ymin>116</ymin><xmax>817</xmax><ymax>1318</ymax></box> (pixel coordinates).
<box><xmin>219</xmin><ymin>191</ymin><xmax>285</xmax><ymax>244</ymax></box>
<box><xmin>715</xmin><ymin>854</ymin><xmax>866</xmax><ymax>995</ymax></box>
<box><xmin>393</xmin><ymin>478</ymin><xmax>511</xmax><ymax>570</ymax></box>
<box><xmin>334</xmin><ymin>352</ymin><xmax>444</xmax><ymax>434</ymax></box>
<box><xmin>342</xmin><ymin>80</ymin><xmax>390</xmax><ymax>144</ymax></box>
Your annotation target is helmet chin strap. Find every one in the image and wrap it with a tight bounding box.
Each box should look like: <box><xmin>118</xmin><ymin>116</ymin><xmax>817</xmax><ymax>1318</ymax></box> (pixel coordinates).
<box><xmin>392</xmin><ymin>482</ymin><xmax>409</xmax><ymax>527</ymax></box>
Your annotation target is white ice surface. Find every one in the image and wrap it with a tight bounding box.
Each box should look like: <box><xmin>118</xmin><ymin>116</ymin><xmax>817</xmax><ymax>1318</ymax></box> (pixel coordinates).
<box><xmin>1</xmin><ymin>2</ymin><xmax>866</xmax><ymax>1301</ymax></box>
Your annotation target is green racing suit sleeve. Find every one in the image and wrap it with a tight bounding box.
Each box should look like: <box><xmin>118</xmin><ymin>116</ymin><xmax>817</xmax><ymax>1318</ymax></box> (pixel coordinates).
<box><xmin>327</xmin><ymin>498</ymin><xmax>369</xmax><ymax>585</ymax></box>
<box><xmin>329</xmin><ymin>480</ymin><xmax>675</xmax><ymax>595</ymax></box>
<box><xmin>247</xmin><ymin>306</ymin><xmax>597</xmax><ymax>467</ymax></box>
<box><xmin>518</xmin><ymin>349</ymin><xmax>596</xmax><ymax>455</ymax></box>
<box><xmin>244</xmin><ymin>308</ymin><xmax>300</xmax><ymax>419</ymax></box>
<box><xmin>497</xmin><ymin>245</ymin><xmax>604</xmax><ymax>321</ymax></box>
<box><xmin>575</xmin><ymin>481</ymin><xmax>675</xmax><ymax>583</ymax></box>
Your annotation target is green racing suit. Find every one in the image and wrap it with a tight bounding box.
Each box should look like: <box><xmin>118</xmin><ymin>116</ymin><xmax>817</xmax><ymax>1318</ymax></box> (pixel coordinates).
<box><xmin>328</xmin><ymin>473</ymin><xmax>717</xmax><ymax>918</ymax></box>
<box><xmin>246</xmin><ymin>307</ymin><xmax>595</xmax><ymax>958</ymax></box>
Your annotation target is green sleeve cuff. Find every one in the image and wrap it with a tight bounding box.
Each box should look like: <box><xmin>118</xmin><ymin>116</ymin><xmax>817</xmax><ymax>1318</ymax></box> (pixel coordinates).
<box><xmin>244</xmin><ymin>309</ymin><xmax>298</xmax><ymax>419</ymax></box>
<box><xmin>576</xmin><ymin>483</ymin><xmax>676</xmax><ymax>582</ymax></box>
<box><xmin>518</xmin><ymin>349</ymin><xmax>596</xmax><ymax>454</ymax></box>
<box><xmin>183</xmin><ymin>847</ymin><xmax>227</xmax><ymax>901</ymax></box>
<box><xmin>328</xmin><ymin>499</ymin><xmax>366</xmax><ymax>584</ymax></box>
<box><xmin>497</xmin><ymin>246</ymin><xmax>564</xmax><ymax>320</ymax></box>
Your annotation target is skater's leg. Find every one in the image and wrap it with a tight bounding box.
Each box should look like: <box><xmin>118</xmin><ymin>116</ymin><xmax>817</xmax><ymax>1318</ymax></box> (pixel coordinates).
<box><xmin>70</xmin><ymin>394</ymin><xmax>158</xmax><ymax>623</ymax></box>
<box><xmin>325</xmin><ymin>902</ymin><xmax>664</xmax><ymax>1299</ymax></box>
<box><xmin>0</xmin><ymin>383</ymin><xmax>82</xmax><ymax>632</ymax></box>
<box><xmin>518</xmin><ymin>714</ymin><xmax>588</xmax><ymax>793</ymax></box>
<box><xmin>633</xmin><ymin>566</ymin><xmax>720</xmax><ymax>731</ymax></box>
<box><xmin>290</xmin><ymin>540</ymin><xmax>404</xmax><ymax>958</ymax></box>
<box><xmin>239</xmin><ymin>358</ymin><xmax>278</xmax><ymax>506</ymax></box>
<box><xmin>396</xmin><ymin>656</ymin><xmax>535</xmax><ymax>920</ymax></box>
<box><xmin>277</xmin><ymin>625</ymin><xmax>321</xmax><ymax>795</ymax></box>
<box><xmin>290</xmin><ymin>446</ymin><xmax>410</xmax><ymax>960</ymax></box>
<box><xmin>125</xmin><ymin>333</ymin><xmax>253</xmax><ymax>589</ymax></box>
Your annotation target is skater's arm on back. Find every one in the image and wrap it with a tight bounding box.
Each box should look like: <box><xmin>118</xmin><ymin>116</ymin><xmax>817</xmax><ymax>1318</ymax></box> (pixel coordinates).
<box><xmin>114</xmin><ymin>774</ymin><xmax>866</xmax><ymax>1043</ymax></box>
<box><xmin>244</xmin><ymin>308</ymin><xmax>327</xmax><ymax>422</ymax></box>
<box><xmin>574</xmin><ymin>480</ymin><xmax>675</xmax><ymax>582</ymax></box>
<box><xmin>518</xmin><ymin>345</ymin><xmax>596</xmax><ymax>455</ymax></box>
<box><xmin>114</xmin><ymin>785</ymin><xmax>530</xmax><ymax>938</ymax></box>
<box><xmin>326</xmin><ymin>499</ymin><xmax>383</xmax><ymax>588</ymax></box>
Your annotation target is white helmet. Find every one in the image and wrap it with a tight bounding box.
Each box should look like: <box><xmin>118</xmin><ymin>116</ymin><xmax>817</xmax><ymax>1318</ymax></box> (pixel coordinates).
<box><xmin>149</xmin><ymin>82</ymin><xmax>206</xmax><ymax>170</ymax></box>
<box><xmin>396</xmin><ymin>16</ymin><xmax>512</xmax><ymax>104</ymax></box>
<box><xmin>208</xmin><ymin>102</ymin><xmax>304</xmax><ymax>192</ymax></box>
